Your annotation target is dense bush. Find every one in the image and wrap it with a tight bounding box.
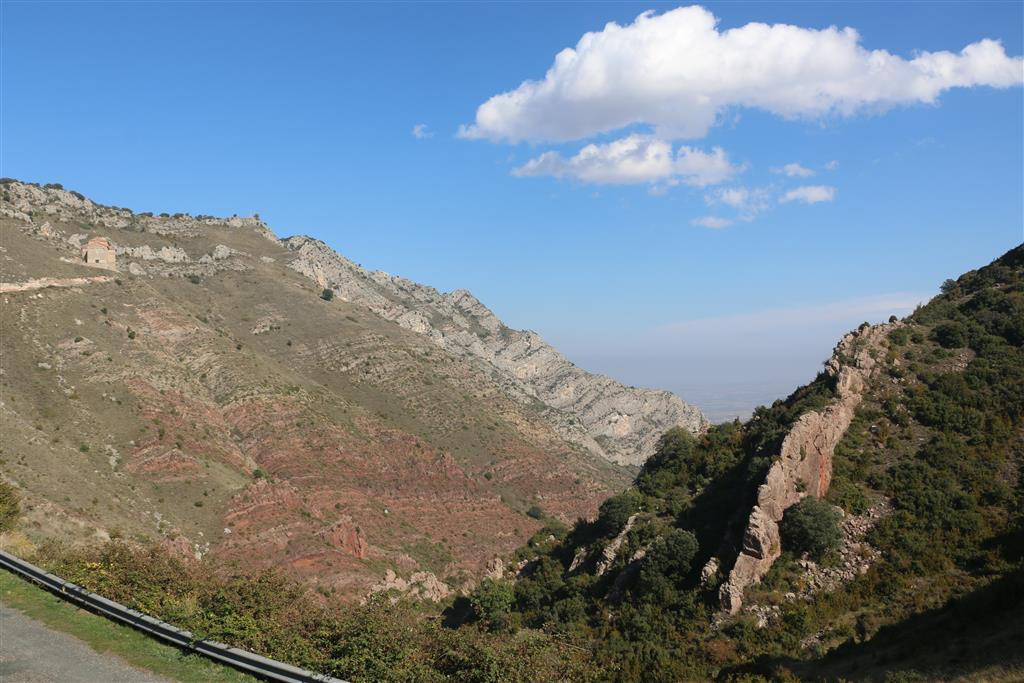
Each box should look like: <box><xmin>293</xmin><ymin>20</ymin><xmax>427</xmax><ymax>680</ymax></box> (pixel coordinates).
<box><xmin>636</xmin><ymin>528</ymin><xmax>698</xmax><ymax>598</ymax></box>
<box><xmin>888</xmin><ymin>327</ymin><xmax>910</xmax><ymax>346</ymax></box>
<box><xmin>779</xmin><ymin>497</ymin><xmax>843</xmax><ymax>560</ymax></box>
<box><xmin>595</xmin><ymin>489</ymin><xmax>643</xmax><ymax>537</ymax></box>
<box><xmin>320</xmin><ymin>288</ymin><xmax>334</xmax><ymax>301</ymax></box>
<box><xmin>932</xmin><ymin>321</ymin><xmax>967</xmax><ymax>348</ymax></box>
<box><xmin>469</xmin><ymin>579</ymin><xmax>515</xmax><ymax>630</ymax></box>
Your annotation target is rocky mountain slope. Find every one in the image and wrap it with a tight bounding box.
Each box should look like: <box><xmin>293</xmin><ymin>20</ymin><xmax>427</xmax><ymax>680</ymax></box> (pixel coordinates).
<box><xmin>284</xmin><ymin>236</ymin><xmax>707</xmax><ymax>466</ymax></box>
<box><xmin>478</xmin><ymin>244</ymin><xmax>1024</xmax><ymax>682</ymax></box>
<box><xmin>0</xmin><ymin>178</ymin><xmax>699</xmax><ymax>598</ymax></box>
<box><xmin>2</xmin><ymin>181</ymin><xmax>706</xmax><ymax>468</ymax></box>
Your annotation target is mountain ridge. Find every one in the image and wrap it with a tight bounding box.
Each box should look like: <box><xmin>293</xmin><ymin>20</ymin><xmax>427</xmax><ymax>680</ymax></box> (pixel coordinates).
<box><xmin>1</xmin><ymin>179</ymin><xmax>707</xmax><ymax>468</ymax></box>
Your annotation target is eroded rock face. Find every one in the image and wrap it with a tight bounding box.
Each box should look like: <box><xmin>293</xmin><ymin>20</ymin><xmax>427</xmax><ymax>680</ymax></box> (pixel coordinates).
<box><xmin>117</xmin><ymin>245</ymin><xmax>190</xmax><ymax>263</ymax></box>
<box><xmin>719</xmin><ymin>323</ymin><xmax>893</xmax><ymax>614</ymax></box>
<box><xmin>1</xmin><ymin>181</ymin><xmax>272</xmax><ymax>238</ymax></box>
<box><xmin>283</xmin><ymin>236</ymin><xmax>708</xmax><ymax>466</ymax></box>
<box><xmin>484</xmin><ymin>557</ymin><xmax>506</xmax><ymax>580</ymax></box>
<box><xmin>367</xmin><ymin>569</ymin><xmax>453</xmax><ymax>603</ymax></box>
<box><xmin>0</xmin><ymin>276</ymin><xmax>114</xmax><ymax>293</ymax></box>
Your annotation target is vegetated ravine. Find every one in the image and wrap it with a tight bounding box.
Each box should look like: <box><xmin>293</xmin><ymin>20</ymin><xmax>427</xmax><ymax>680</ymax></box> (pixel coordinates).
<box><xmin>1</xmin><ymin>179</ymin><xmax>1021</xmax><ymax>682</ymax></box>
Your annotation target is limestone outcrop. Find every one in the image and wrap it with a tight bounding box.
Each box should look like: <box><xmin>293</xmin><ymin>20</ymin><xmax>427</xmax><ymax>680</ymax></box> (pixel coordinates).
<box><xmin>719</xmin><ymin>323</ymin><xmax>893</xmax><ymax>613</ymax></box>
<box><xmin>366</xmin><ymin>569</ymin><xmax>453</xmax><ymax>603</ymax></box>
<box><xmin>1</xmin><ymin>180</ymin><xmax>272</xmax><ymax>239</ymax></box>
<box><xmin>116</xmin><ymin>245</ymin><xmax>190</xmax><ymax>263</ymax></box>
<box><xmin>0</xmin><ymin>276</ymin><xmax>114</xmax><ymax>293</ymax></box>
<box><xmin>283</xmin><ymin>236</ymin><xmax>708</xmax><ymax>466</ymax></box>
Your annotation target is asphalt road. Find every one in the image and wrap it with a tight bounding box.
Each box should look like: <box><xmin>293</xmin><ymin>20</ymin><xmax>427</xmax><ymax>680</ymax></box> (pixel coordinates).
<box><xmin>0</xmin><ymin>604</ymin><xmax>172</xmax><ymax>682</ymax></box>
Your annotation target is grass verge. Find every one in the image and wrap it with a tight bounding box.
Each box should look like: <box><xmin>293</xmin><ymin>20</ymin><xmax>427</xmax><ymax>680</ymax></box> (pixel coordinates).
<box><xmin>0</xmin><ymin>570</ymin><xmax>254</xmax><ymax>683</ymax></box>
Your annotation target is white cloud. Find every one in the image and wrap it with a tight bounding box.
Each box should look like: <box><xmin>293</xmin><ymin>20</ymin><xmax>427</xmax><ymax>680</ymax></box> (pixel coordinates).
<box><xmin>691</xmin><ymin>216</ymin><xmax>734</xmax><ymax>229</ymax></box>
<box><xmin>714</xmin><ymin>187</ymin><xmax>750</xmax><ymax>208</ymax></box>
<box><xmin>825</xmin><ymin>160</ymin><xmax>840</xmax><ymax>171</ymax></box>
<box><xmin>779</xmin><ymin>185</ymin><xmax>837</xmax><ymax>204</ymax></box>
<box><xmin>771</xmin><ymin>162</ymin><xmax>815</xmax><ymax>177</ymax></box>
<box><xmin>459</xmin><ymin>5</ymin><xmax>1023</xmax><ymax>143</ymax></box>
<box><xmin>706</xmin><ymin>185</ymin><xmax>772</xmax><ymax>220</ymax></box>
<box><xmin>512</xmin><ymin>134</ymin><xmax>741</xmax><ymax>186</ymax></box>
<box><xmin>412</xmin><ymin>123</ymin><xmax>433</xmax><ymax>139</ymax></box>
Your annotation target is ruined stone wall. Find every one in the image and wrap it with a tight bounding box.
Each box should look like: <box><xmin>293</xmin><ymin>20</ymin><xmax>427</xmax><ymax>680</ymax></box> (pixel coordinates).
<box><xmin>719</xmin><ymin>323</ymin><xmax>893</xmax><ymax>613</ymax></box>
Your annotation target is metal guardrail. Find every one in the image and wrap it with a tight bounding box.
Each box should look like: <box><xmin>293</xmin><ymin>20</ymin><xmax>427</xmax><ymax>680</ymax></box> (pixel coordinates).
<box><xmin>0</xmin><ymin>549</ymin><xmax>348</xmax><ymax>683</ymax></box>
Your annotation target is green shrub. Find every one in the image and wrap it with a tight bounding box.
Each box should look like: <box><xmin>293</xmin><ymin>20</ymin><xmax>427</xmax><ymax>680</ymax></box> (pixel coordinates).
<box><xmin>526</xmin><ymin>505</ymin><xmax>544</xmax><ymax>520</ymax></box>
<box><xmin>779</xmin><ymin>497</ymin><xmax>842</xmax><ymax>560</ymax></box>
<box><xmin>888</xmin><ymin>328</ymin><xmax>909</xmax><ymax>346</ymax></box>
<box><xmin>469</xmin><ymin>579</ymin><xmax>515</xmax><ymax>631</ymax></box>
<box><xmin>596</xmin><ymin>490</ymin><xmax>642</xmax><ymax>537</ymax></box>
<box><xmin>636</xmin><ymin>528</ymin><xmax>698</xmax><ymax>599</ymax></box>
<box><xmin>320</xmin><ymin>288</ymin><xmax>334</xmax><ymax>301</ymax></box>
<box><xmin>932</xmin><ymin>321</ymin><xmax>967</xmax><ymax>349</ymax></box>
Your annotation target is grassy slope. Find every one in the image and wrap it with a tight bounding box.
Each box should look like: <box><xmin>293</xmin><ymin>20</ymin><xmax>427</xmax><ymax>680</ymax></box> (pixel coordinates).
<box><xmin>0</xmin><ymin>570</ymin><xmax>254</xmax><ymax>683</ymax></box>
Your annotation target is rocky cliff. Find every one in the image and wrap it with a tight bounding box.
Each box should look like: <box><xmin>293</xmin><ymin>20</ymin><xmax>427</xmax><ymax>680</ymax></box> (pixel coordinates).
<box><xmin>718</xmin><ymin>322</ymin><xmax>893</xmax><ymax>613</ymax></box>
<box><xmin>284</xmin><ymin>236</ymin><xmax>708</xmax><ymax>466</ymax></box>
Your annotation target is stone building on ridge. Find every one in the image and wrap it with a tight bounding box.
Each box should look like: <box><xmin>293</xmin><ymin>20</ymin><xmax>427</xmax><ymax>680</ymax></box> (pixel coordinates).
<box><xmin>81</xmin><ymin>236</ymin><xmax>116</xmax><ymax>270</ymax></box>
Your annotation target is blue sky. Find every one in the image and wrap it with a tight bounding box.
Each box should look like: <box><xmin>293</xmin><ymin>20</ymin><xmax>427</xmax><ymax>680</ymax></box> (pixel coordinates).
<box><xmin>3</xmin><ymin>1</ymin><xmax>1022</xmax><ymax>420</ymax></box>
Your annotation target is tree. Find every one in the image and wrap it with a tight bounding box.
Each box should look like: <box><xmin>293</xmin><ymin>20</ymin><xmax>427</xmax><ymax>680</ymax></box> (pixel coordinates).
<box><xmin>636</xmin><ymin>528</ymin><xmax>698</xmax><ymax>599</ymax></box>
<box><xmin>940</xmin><ymin>278</ymin><xmax>959</xmax><ymax>295</ymax></box>
<box><xmin>596</xmin><ymin>490</ymin><xmax>642</xmax><ymax>537</ymax></box>
<box><xmin>779</xmin><ymin>497</ymin><xmax>842</xmax><ymax>560</ymax></box>
<box><xmin>933</xmin><ymin>321</ymin><xmax>967</xmax><ymax>349</ymax></box>
<box><xmin>320</xmin><ymin>288</ymin><xmax>334</xmax><ymax>301</ymax></box>
<box><xmin>469</xmin><ymin>579</ymin><xmax>515</xmax><ymax>630</ymax></box>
